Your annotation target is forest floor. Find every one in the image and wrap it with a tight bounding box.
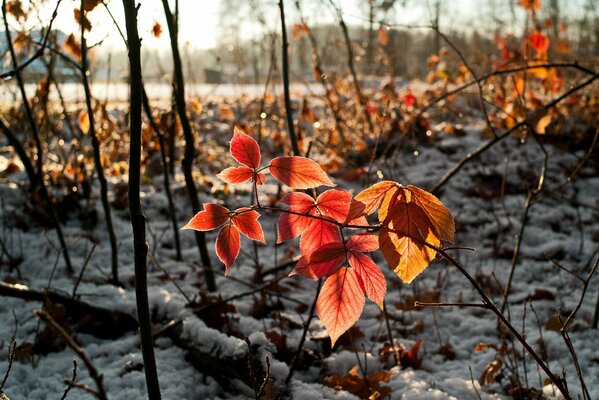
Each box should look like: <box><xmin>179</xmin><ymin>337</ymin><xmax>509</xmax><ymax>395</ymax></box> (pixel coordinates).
<box><xmin>0</xmin><ymin>89</ymin><xmax>598</xmax><ymax>400</ymax></box>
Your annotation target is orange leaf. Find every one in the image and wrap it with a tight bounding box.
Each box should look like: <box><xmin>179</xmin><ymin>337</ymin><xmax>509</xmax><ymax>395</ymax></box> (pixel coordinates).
<box><xmin>269</xmin><ymin>156</ymin><xmax>334</xmax><ymax>189</ymax></box>
<box><xmin>230</xmin><ymin>126</ymin><xmax>261</xmax><ymax>168</ymax></box>
<box><xmin>277</xmin><ymin>192</ymin><xmax>316</xmax><ymax>242</ymax></box>
<box><xmin>529</xmin><ymin>31</ymin><xmax>550</xmax><ymax>54</ymax></box>
<box><xmin>255</xmin><ymin>172</ymin><xmax>267</xmax><ymax>185</ymax></box>
<box><xmin>78</xmin><ymin>110</ymin><xmax>90</xmax><ymax>134</ymax></box>
<box><xmin>346</xmin><ymin>233</ymin><xmax>379</xmax><ymax>252</ymax></box>
<box><xmin>216</xmin><ymin>225</ymin><xmax>240</xmax><ymax>274</ymax></box>
<box><xmin>182</xmin><ymin>203</ymin><xmax>230</xmax><ymax>231</ymax></box>
<box><xmin>378</xmin><ymin>26</ymin><xmax>389</xmax><ymax>46</ymax></box>
<box><xmin>518</xmin><ymin>0</ymin><xmax>541</xmax><ymax>11</ymax></box>
<box><xmin>217</xmin><ymin>166</ymin><xmax>254</xmax><ymax>184</ymax></box>
<box><xmin>289</xmin><ymin>256</ymin><xmax>316</xmax><ymax>279</ymax></box>
<box><xmin>379</xmin><ymin>202</ymin><xmax>440</xmax><ymax>283</ymax></box>
<box><xmin>313</xmin><ymin>189</ymin><xmax>351</xmax><ymax>223</ymax></box>
<box><xmin>300</xmin><ymin>219</ymin><xmax>340</xmax><ymax>258</ymax></box>
<box><xmin>317</xmin><ymin>267</ymin><xmax>365</xmax><ymax>347</ymax></box>
<box><xmin>151</xmin><ymin>21</ymin><xmax>162</xmax><ymax>38</ymax></box>
<box><xmin>309</xmin><ymin>242</ymin><xmax>346</xmax><ymax>278</ymax></box>
<box><xmin>348</xmin><ymin>252</ymin><xmax>386</xmax><ymax>308</ymax></box>
<box><xmin>231</xmin><ymin>208</ymin><xmax>265</xmax><ymax>243</ymax></box>
<box><xmin>406</xmin><ymin>186</ymin><xmax>455</xmax><ymax>243</ymax></box>
<box><xmin>346</xmin><ymin>181</ymin><xmax>399</xmax><ymax>222</ymax></box>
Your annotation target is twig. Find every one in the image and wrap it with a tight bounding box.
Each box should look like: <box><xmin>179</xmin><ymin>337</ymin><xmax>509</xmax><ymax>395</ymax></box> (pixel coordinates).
<box><xmin>161</xmin><ymin>0</ymin><xmax>215</xmax><ymax>291</ymax></box>
<box><xmin>278</xmin><ymin>0</ymin><xmax>300</xmax><ymax>156</ymax></box>
<box><xmin>257</xmin><ymin>355</ymin><xmax>271</xmax><ymax>399</ymax></box>
<box><xmin>60</xmin><ymin>360</ymin><xmax>78</xmax><ymax>400</ymax></box>
<box><xmin>0</xmin><ymin>336</ymin><xmax>16</xmax><ymax>392</ymax></box>
<box><xmin>80</xmin><ymin>2</ymin><xmax>119</xmax><ymax>286</ymax></box>
<box><xmin>149</xmin><ymin>255</ymin><xmax>193</xmax><ymax>304</ymax></box>
<box><xmin>382</xmin><ymin>301</ymin><xmax>399</xmax><ymax>366</ymax></box>
<box><xmin>279</xmin><ymin>279</ymin><xmax>322</xmax><ymax>399</ymax></box>
<box><xmin>0</xmin><ymin>0</ymin><xmax>63</xmax><ymax>79</ymax></box>
<box><xmin>431</xmin><ymin>72</ymin><xmax>598</xmax><ymax>194</ymax></box>
<box><xmin>72</xmin><ymin>244</ymin><xmax>96</xmax><ymax>298</ymax></box>
<box><xmin>468</xmin><ymin>365</ymin><xmax>483</xmax><ymax>400</ymax></box>
<box><xmin>557</xmin><ymin>312</ymin><xmax>590</xmax><ymax>400</ymax></box>
<box><xmin>415</xmin><ymin>301</ymin><xmax>491</xmax><ymax>309</ymax></box>
<box><xmin>36</xmin><ymin>311</ymin><xmax>107</xmax><ymax>400</ymax></box>
<box><xmin>428</xmin><ymin>244</ymin><xmax>571</xmax><ymax>399</ymax></box>
<box><xmin>245</xmin><ymin>337</ymin><xmax>259</xmax><ymax>399</ymax></box>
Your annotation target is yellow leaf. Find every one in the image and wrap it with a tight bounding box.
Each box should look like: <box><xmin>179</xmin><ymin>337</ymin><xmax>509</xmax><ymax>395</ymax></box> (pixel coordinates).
<box><xmin>78</xmin><ymin>110</ymin><xmax>90</xmax><ymax>134</ymax></box>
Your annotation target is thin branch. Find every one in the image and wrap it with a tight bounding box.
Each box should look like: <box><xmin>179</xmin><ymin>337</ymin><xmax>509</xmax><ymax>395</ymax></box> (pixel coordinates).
<box><xmin>36</xmin><ymin>311</ymin><xmax>107</xmax><ymax>400</ymax></box>
<box><xmin>278</xmin><ymin>0</ymin><xmax>300</xmax><ymax>156</ymax></box>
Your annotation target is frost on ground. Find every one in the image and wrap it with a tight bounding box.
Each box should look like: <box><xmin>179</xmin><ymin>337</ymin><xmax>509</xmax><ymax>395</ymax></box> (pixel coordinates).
<box><xmin>0</xmin><ymin>108</ymin><xmax>597</xmax><ymax>400</ymax></box>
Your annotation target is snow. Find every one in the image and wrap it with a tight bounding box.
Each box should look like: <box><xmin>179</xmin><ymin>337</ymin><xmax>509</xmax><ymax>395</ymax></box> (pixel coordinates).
<box><xmin>1</xmin><ymin>103</ymin><xmax>598</xmax><ymax>400</ymax></box>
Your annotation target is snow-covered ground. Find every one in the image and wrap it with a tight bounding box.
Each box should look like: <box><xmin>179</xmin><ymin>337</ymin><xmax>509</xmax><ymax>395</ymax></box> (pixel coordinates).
<box><xmin>1</xmin><ymin>116</ymin><xmax>597</xmax><ymax>399</ymax></box>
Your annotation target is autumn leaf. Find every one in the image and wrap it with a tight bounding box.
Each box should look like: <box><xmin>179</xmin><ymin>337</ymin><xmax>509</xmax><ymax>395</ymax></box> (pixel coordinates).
<box><xmin>231</xmin><ymin>208</ymin><xmax>265</xmax><ymax>243</ymax></box>
<box><xmin>64</xmin><ymin>34</ymin><xmax>81</xmax><ymax>59</ymax></box>
<box><xmin>406</xmin><ymin>185</ymin><xmax>454</xmax><ymax>243</ymax></box>
<box><xmin>151</xmin><ymin>21</ymin><xmax>162</xmax><ymax>38</ymax></box>
<box><xmin>348</xmin><ymin>252</ymin><xmax>386</xmax><ymax>308</ymax></box>
<box><xmin>82</xmin><ymin>0</ymin><xmax>102</xmax><ymax>12</ymax></box>
<box><xmin>378</xmin><ymin>26</ymin><xmax>389</xmax><ymax>46</ymax></box>
<box><xmin>346</xmin><ymin>233</ymin><xmax>379</xmax><ymax>252</ymax></box>
<box><xmin>529</xmin><ymin>31</ymin><xmax>550</xmax><ymax>54</ymax></box>
<box><xmin>216</xmin><ymin>225</ymin><xmax>240</xmax><ymax>274</ymax></box>
<box><xmin>309</xmin><ymin>242</ymin><xmax>346</xmax><ymax>278</ymax></box>
<box><xmin>182</xmin><ymin>203</ymin><xmax>230</xmax><ymax>231</ymax></box>
<box><xmin>379</xmin><ymin>201</ymin><xmax>441</xmax><ymax>284</ymax></box>
<box><xmin>346</xmin><ymin>181</ymin><xmax>399</xmax><ymax>222</ymax></box>
<box><xmin>316</xmin><ymin>267</ymin><xmax>365</xmax><ymax>347</ymax></box>
<box><xmin>277</xmin><ymin>189</ymin><xmax>349</xmax><ymax>244</ymax></box>
<box><xmin>217</xmin><ymin>166</ymin><xmax>254</xmax><ymax>184</ymax></box>
<box><xmin>324</xmin><ymin>365</ymin><xmax>395</xmax><ymax>399</ymax></box>
<box><xmin>230</xmin><ymin>126</ymin><xmax>261</xmax><ymax>169</ymax></box>
<box><xmin>518</xmin><ymin>0</ymin><xmax>541</xmax><ymax>11</ymax></box>
<box><xmin>277</xmin><ymin>192</ymin><xmax>318</xmax><ymax>242</ymax></box>
<box><xmin>269</xmin><ymin>156</ymin><xmax>334</xmax><ymax>189</ymax></box>
<box><xmin>300</xmin><ymin>218</ymin><xmax>340</xmax><ymax>259</ymax></box>
<box><xmin>78</xmin><ymin>110</ymin><xmax>90</xmax><ymax>134</ymax></box>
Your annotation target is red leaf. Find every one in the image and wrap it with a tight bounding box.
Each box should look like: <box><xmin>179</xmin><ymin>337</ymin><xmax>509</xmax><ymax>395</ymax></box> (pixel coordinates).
<box><xmin>529</xmin><ymin>31</ymin><xmax>550</xmax><ymax>54</ymax></box>
<box><xmin>346</xmin><ymin>234</ymin><xmax>379</xmax><ymax>252</ymax></box>
<box><xmin>255</xmin><ymin>172</ymin><xmax>267</xmax><ymax>185</ymax></box>
<box><xmin>346</xmin><ymin>181</ymin><xmax>399</xmax><ymax>222</ymax></box>
<box><xmin>269</xmin><ymin>156</ymin><xmax>335</xmax><ymax>189</ymax></box>
<box><xmin>317</xmin><ymin>267</ymin><xmax>365</xmax><ymax>347</ymax></box>
<box><xmin>348</xmin><ymin>252</ymin><xmax>386</xmax><ymax>308</ymax></box>
<box><xmin>309</xmin><ymin>242</ymin><xmax>346</xmax><ymax>278</ymax></box>
<box><xmin>182</xmin><ymin>203</ymin><xmax>230</xmax><ymax>231</ymax></box>
<box><xmin>216</xmin><ymin>225</ymin><xmax>240</xmax><ymax>275</ymax></box>
<box><xmin>231</xmin><ymin>208</ymin><xmax>265</xmax><ymax>243</ymax></box>
<box><xmin>289</xmin><ymin>256</ymin><xmax>316</xmax><ymax>279</ymax></box>
<box><xmin>230</xmin><ymin>126</ymin><xmax>261</xmax><ymax>168</ymax></box>
<box><xmin>300</xmin><ymin>219</ymin><xmax>340</xmax><ymax>258</ymax></box>
<box><xmin>216</xmin><ymin>225</ymin><xmax>240</xmax><ymax>274</ymax></box>
<box><xmin>277</xmin><ymin>192</ymin><xmax>316</xmax><ymax>242</ymax></box>
<box><xmin>217</xmin><ymin>166</ymin><xmax>254</xmax><ymax>184</ymax></box>
<box><xmin>315</xmin><ymin>189</ymin><xmax>352</xmax><ymax>223</ymax></box>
